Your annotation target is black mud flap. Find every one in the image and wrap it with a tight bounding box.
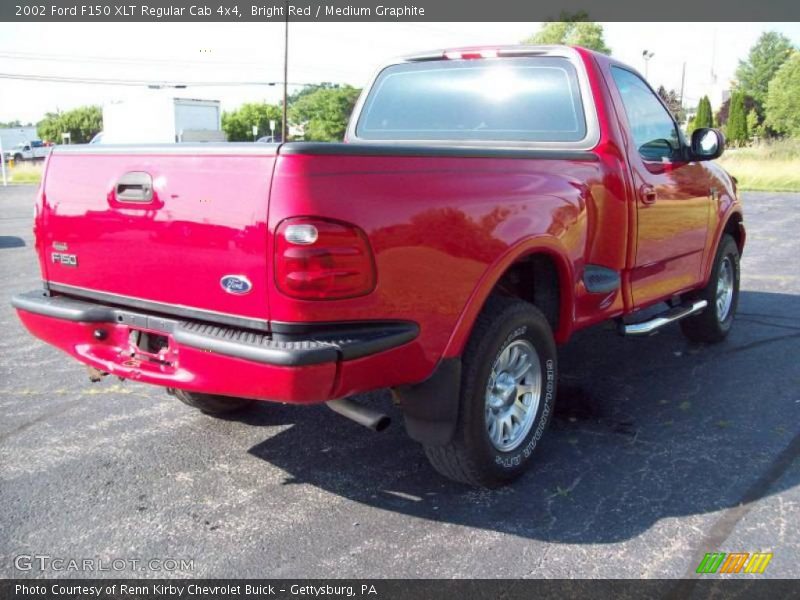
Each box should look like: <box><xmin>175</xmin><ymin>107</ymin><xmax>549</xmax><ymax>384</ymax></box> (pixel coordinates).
<box><xmin>392</xmin><ymin>358</ymin><xmax>461</xmax><ymax>446</ymax></box>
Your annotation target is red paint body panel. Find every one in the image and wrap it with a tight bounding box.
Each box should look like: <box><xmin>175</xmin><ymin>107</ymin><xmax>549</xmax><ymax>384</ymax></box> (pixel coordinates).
<box><xmin>267</xmin><ymin>152</ymin><xmax>626</xmax><ymax>362</ymax></box>
<box><xmin>17</xmin><ymin>310</ymin><xmax>336</xmax><ymax>403</ymax></box>
<box><xmin>40</xmin><ymin>151</ymin><xmax>278</xmax><ymax>323</ymax></box>
<box><xmin>17</xmin><ymin>47</ymin><xmax>744</xmax><ymax>405</ymax></box>
<box><xmin>587</xmin><ymin>49</ymin><xmax>745</xmax><ymax>313</ymax></box>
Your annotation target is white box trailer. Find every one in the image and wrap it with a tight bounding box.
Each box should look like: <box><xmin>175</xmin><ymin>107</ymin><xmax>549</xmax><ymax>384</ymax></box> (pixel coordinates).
<box><xmin>1</xmin><ymin>126</ymin><xmax>38</xmax><ymax>149</ymax></box>
<box><xmin>102</xmin><ymin>95</ymin><xmax>225</xmax><ymax>144</ymax></box>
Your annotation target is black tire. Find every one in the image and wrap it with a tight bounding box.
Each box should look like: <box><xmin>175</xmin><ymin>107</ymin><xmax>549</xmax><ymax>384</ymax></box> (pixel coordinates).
<box><xmin>169</xmin><ymin>388</ymin><xmax>254</xmax><ymax>415</ymax></box>
<box><xmin>13</xmin><ymin>154</ymin><xmax>23</xmax><ymax>162</ymax></box>
<box><xmin>680</xmin><ymin>234</ymin><xmax>740</xmax><ymax>344</ymax></box>
<box><xmin>424</xmin><ymin>296</ymin><xmax>557</xmax><ymax>487</ymax></box>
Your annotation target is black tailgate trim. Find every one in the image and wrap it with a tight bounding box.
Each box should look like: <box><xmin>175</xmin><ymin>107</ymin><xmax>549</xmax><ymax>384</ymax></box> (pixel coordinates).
<box><xmin>12</xmin><ymin>290</ymin><xmax>418</xmax><ymax>366</ymax></box>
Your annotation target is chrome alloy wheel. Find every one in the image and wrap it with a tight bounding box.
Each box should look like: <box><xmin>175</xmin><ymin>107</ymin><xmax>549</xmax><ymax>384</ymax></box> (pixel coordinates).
<box><xmin>485</xmin><ymin>339</ymin><xmax>542</xmax><ymax>452</ymax></box>
<box><xmin>716</xmin><ymin>256</ymin><xmax>734</xmax><ymax>322</ymax></box>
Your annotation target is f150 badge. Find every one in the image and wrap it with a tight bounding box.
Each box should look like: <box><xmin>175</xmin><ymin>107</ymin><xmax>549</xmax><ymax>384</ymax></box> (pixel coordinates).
<box><xmin>51</xmin><ymin>252</ymin><xmax>78</xmax><ymax>267</ymax></box>
<box><xmin>220</xmin><ymin>275</ymin><xmax>253</xmax><ymax>295</ymax></box>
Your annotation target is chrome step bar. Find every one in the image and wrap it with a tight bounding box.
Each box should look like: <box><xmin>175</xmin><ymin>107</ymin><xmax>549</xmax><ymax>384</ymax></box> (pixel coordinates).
<box><xmin>620</xmin><ymin>300</ymin><xmax>708</xmax><ymax>337</ymax></box>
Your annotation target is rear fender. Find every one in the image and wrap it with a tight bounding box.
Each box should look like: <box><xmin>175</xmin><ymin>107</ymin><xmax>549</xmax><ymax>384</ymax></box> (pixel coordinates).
<box><xmin>401</xmin><ymin>237</ymin><xmax>573</xmax><ymax>446</ymax></box>
<box><xmin>442</xmin><ymin>236</ymin><xmax>575</xmax><ymax>358</ymax></box>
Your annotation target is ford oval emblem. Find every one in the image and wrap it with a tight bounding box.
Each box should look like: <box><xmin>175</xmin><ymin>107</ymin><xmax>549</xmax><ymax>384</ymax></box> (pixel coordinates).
<box><xmin>220</xmin><ymin>275</ymin><xmax>253</xmax><ymax>295</ymax></box>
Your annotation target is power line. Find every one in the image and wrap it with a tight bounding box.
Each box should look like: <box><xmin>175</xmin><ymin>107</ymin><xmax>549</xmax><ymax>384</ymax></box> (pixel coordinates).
<box><xmin>0</xmin><ymin>72</ymin><xmax>312</xmax><ymax>87</ymax></box>
<box><xmin>0</xmin><ymin>50</ymin><xmax>364</xmax><ymax>78</ymax></box>
<box><xmin>0</xmin><ymin>50</ymin><xmax>283</xmax><ymax>69</ymax></box>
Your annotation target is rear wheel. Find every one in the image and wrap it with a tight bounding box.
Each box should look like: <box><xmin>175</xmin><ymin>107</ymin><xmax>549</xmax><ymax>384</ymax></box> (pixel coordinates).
<box><xmin>424</xmin><ymin>296</ymin><xmax>557</xmax><ymax>487</ymax></box>
<box><xmin>169</xmin><ymin>389</ymin><xmax>254</xmax><ymax>415</ymax></box>
<box><xmin>680</xmin><ymin>234</ymin><xmax>740</xmax><ymax>343</ymax></box>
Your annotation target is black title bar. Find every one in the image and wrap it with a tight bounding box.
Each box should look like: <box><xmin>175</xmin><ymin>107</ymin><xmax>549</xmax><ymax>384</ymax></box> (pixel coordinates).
<box><xmin>3</xmin><ymin>0</ymin><xmax>800</xmax><ymax>22</ymax></box>
<box><xmin>3</xmin><ymin>579</ymin><xmax>800</xmax><ymax>600</ymax></box>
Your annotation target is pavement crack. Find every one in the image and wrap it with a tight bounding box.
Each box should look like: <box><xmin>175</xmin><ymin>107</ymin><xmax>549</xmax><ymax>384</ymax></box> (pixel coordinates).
<box><xmin>738</xmin><ymin>311</ymin><xmax>799</xmax><ymax>322</ymax></box>
<box><xmin>0</xmin><ymin>398</ymin><xmax>85</xmax><ymax>444</ymax></box>
<box><xmin>670</xmin><ymin>431</ymin><xmax>800</xmax><ymax>591</ymax></box>
<box><xmin>739</xmin><ymin>317</ymin><xmax>800</xmax><ymax>331</ymax></box>
<box><xmin>722</xmin><ymin>332</ymin><xmax>800</xmax><ymax>355</ymax></box>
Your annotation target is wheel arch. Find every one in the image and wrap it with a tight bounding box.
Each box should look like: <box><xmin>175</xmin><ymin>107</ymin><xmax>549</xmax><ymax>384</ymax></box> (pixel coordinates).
<box><xmin>702</xmin><ymin>207</ymin><xmax>745</xmax><ymax>287</ymax></box>
<box><xmin>442</xmin><ymin>238</ymin><xmax>574</xmax><ymax>358</ymax></box>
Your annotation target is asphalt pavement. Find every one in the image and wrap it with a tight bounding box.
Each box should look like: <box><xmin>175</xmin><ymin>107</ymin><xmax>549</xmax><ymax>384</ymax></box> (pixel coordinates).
<box><xmin>1</xmin><ymin>185</ymin><xmax>798</xmax><ymax>579</ymax></box>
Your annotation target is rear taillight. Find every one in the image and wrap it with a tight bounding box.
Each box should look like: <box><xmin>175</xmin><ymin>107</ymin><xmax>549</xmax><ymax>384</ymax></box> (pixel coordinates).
<box><xmin>275</xmin><ymin>217</ymin><xmax>376</xmax><ymax>300</ymax></box>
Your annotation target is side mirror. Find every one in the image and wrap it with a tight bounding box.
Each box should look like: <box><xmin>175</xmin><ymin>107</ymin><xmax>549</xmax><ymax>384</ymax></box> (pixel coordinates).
<box><xmin>690</xmin><ymin>128</ymin><xmax>724</xmax><ymax>161</ymax></box>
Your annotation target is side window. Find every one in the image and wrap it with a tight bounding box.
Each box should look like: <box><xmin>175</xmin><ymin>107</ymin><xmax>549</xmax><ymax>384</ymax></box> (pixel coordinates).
<box><xmin>611</xmin><ymin>67</ymin><xmax>681</xmax><ymax>162</ymax></box>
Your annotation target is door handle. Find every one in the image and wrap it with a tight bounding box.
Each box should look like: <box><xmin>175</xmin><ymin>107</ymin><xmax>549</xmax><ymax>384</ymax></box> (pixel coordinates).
<box><xmin>114</xmin><ymin>171</ymin><xmax>154</xmax><ymax>203</ymax></box>
<box><xmin>639</xmin><ymin>184</ymin><xmax>657</xmax><ymax>205</ymax></box>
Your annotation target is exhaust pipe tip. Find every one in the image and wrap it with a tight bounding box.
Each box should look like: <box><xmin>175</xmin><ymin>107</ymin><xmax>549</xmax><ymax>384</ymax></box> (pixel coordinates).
<box><xmin>373</xmin><ymin>415</ymin><xmax>391</xmax><ymax>432</ymax></box>
<box><xmin>326</xmin><ymin>398</ymin><xmax>391</xmax><ymax>432</ymax></box>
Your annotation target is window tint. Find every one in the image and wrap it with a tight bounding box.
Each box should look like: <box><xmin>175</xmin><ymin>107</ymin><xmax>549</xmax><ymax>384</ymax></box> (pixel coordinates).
<box><xmin>611</xmin><ymin>67</ymin><xmax>681</xmax><ymax>161</ymax></box>
<box><xmin>356</xmin><ymin>57</ymin><xmax>587</xmax><ymax>143</ymax></box>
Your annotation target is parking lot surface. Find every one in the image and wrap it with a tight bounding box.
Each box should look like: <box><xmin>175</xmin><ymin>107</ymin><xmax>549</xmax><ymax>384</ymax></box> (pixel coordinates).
<box><xmin>1</xmin><ymin>185</ymin><xmax>798</xmax><ymax>578</ymax></box>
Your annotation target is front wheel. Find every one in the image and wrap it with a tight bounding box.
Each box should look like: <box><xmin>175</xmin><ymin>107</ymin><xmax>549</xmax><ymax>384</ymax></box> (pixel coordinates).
<box><xmin>424</xmin><ymin>296</ymin><xmax>557</xmax><ymax>487</ymax></box>
<box><xmin>680</xmin><ymin>234</ymin><xmax>740</xmax><ymax>343</ymax></box>
<box><xmin>169</xmin><ymin>388</ymin><xmax>254</xmax><ymax>415</ymax></box>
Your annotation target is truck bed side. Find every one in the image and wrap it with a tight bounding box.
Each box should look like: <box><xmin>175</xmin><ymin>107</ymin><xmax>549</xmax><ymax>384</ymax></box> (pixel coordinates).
<box><xmin>268</xmin><ymin>143</ymin><xmax>629</xmax><ymax>392</ymax></box>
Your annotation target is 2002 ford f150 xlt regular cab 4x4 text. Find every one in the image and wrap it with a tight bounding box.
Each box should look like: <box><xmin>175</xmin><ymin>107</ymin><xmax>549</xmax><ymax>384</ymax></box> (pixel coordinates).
<box><xmin>13</xmin><ymin>46</ymin><xmax>744</xmax><ymax>486</ymax></box>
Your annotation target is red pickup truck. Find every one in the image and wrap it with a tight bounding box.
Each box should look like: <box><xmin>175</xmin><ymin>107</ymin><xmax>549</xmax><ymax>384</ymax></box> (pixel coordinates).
<box><xmin>13</xmin><ymin>46</ymin><xmax>744</xmax><ymax>487</ymax></box>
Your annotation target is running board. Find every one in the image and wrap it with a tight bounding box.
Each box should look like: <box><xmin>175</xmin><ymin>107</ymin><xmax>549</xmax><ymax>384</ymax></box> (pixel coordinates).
<box><xmin>619</xmin><ymin>300</ymin><xmax>708</xmax><ymax>337</ymax></box>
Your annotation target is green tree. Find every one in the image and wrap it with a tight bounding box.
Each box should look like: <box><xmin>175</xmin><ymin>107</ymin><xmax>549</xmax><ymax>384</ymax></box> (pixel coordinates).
<box><xmin>0</xmin><ymin>119</ymin><xmax>33</xmax><ymax>128</ymax></box>
<box><xmin>221</xmin><ymin>102</ymin><xmax>282</xmax><ymax>141</ymax></box>
<box><xmin>689</xmin><ymin>96</ymin><xmax>713</xmax><ymax>133</ymax></box>
<box><xmin>765</xmin><ymin>52</ymin><xmax>800</xmax><ymax>137</ymax></box>
<box><xmin>657</xmin><ymin>86</ymin><xmax>686</xmax><ymax>124</ymax></box>
<box><xmin>287</xmin><ymin>82</ymin><xmax>341</xmax><ymax>105</ymax></box>
<box><xmin>726</xmin><ymin>91</ymin><xmax>749</xmax><ymax>146</ymax></box>
<box><xmin>37</xmin><ymin>105</ymin><xmax>102</xmax><ymax>144</ymax></box>
<box><xmin>522</xmin><ymin>12</ymin><xmax>611</xmax><ymax>55</ymax></box>
<box><xmin>746</xmin><ymin>109</ymin><xmax>762</xmax><ymax>138</ymax></box>
<box><xmin>735</xmin><ymin>31</ymin><xmax>794</xmax><ymax>112</ymax></box>
<box><xmin>715</xmin><ymin>93</ymin><xmax>758</xmax><ymax>127</ymax></box>
<box><xmin>289</xmin><ymin>85</ymin><xmax>361</xmax><ymax>141</ymax></box>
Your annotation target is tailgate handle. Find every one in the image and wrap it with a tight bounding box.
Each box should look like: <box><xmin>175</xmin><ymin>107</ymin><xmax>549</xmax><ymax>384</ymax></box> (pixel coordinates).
<box><xmin>115</xmin><ymin>172</ymin><xmax>153</xmax><ymax>203</ymax></box>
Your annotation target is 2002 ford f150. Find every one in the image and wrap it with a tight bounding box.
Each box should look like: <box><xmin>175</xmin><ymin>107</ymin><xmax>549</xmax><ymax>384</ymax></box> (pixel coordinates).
<box><xmin>13</xmin><ymin>46</ymin><xmax>744</xmax><ymax>486</ymax></box>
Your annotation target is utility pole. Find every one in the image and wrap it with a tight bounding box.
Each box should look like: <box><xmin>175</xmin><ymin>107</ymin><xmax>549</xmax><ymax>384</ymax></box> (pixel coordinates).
<box><xmin>0</xmin><ymin>136</ymin><xmax>6</xmax><ymax>186</ymax></box>
<box><xmin>679</xmin><ymin>62</ymin><xmax>686</xmax><ymax>105</ymax></box>
<box><xmin>642</xmin><ymin>50</ymin><xmax>655</xmax><ymax>79</ymax></box>
<box><xmin>282</xmin><ymin>0</ymin><xmax>289</xmax><ymax>143</ymax></box>
<box><xmin>710</xmin><ymin>30</ymin><xmax>717</xmax><ymax>83</ymax></box>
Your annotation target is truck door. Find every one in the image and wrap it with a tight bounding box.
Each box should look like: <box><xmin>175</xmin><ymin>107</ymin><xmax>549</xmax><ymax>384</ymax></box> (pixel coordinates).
<box><xmin>609</xmin><ymin>66</ymin><xmax>710</xmax><ymax>309</ymax></box>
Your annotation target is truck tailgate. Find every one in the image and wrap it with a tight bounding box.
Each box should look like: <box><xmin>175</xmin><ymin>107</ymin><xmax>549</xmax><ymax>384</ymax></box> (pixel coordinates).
<box><xmin>40</xmin><ymin>147</ymin><xmax>277</xmax><ymax>328</ymax></box>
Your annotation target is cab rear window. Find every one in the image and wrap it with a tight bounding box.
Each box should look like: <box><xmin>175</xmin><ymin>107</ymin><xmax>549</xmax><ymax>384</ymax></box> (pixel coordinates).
<box><xmin>356</xmin><ymin>57</ymin><xmax>587</xmax><ymax>143</ymax></box>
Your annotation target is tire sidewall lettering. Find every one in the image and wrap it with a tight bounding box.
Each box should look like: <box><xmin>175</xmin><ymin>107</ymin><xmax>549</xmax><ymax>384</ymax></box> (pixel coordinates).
<box><xmin>492</xmin><ymin>324</ymin><xmax>555</xmax><ymax>470</ymax></box>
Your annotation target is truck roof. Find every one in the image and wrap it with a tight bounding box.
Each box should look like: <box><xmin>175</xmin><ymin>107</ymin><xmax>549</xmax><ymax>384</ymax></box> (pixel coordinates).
<box><xmin>400</xmin><ymin>44</ymin><xmax>585</xmax><ymax>62</ymax></box>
